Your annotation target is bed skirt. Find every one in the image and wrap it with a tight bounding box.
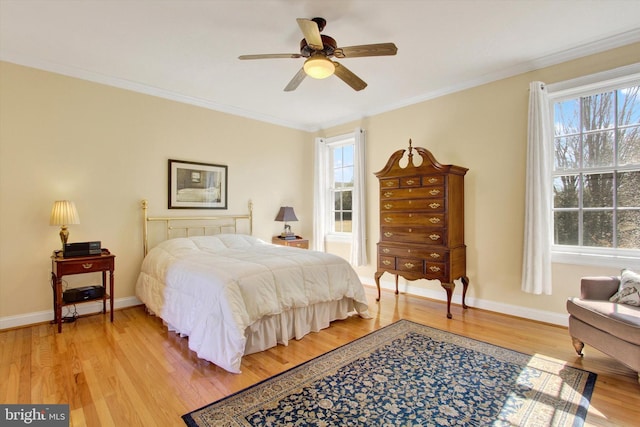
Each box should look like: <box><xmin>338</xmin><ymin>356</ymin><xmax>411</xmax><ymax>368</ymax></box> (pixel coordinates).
<box><xmin>243</xmin><ymin>298</ymin><xmax>357</xmax><ymax>354</ymax></box>
<box><xmin>137</xmin><ymin>272</ymin><xmax>364</xmax><ymax>372</ymax></box>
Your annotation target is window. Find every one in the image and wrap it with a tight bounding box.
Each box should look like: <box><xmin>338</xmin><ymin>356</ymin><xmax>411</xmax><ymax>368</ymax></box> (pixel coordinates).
<box><xmin>313</xmin><ymin>129</ymin><xmax>367</xmax><ymax>265</ymax></box>
<box><xmin>331</xmin><ymin>141</ymin><xmax>354</xmax><ymax>234</ymax></box>
<box><xmin>551</xmin><ymin>80</ymin><xmax>640</xmax><ymax>261</ymax></box>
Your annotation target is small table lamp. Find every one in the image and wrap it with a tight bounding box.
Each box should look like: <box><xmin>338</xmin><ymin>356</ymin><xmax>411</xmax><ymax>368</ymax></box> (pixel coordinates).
<box><xmin>50</xmin><ymin>200</ymin><xmax>80</xmax><ymax>250</ymax></box>
<box><xmin>275</xmin><ymin>206</ymin><xmax>298</xmax><ymax>238</ymax></box>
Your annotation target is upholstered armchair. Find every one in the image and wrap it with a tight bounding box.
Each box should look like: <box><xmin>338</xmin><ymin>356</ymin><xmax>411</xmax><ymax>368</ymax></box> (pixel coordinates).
<box><xmin>566</xmin><ymin>274</ymin><xmax>640</xmax><ymax>383</ymax></box>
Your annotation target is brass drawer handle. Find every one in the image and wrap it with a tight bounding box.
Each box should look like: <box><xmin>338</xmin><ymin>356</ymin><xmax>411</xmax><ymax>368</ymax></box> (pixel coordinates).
<box><xmin>384</xmin><ymin>232</ymin><xmax>393</xmax><ymax>237</ymax></box>
<box><xmin>429</xmin><ymin>266</ymin><xmax>441</xmax><ymax>272</ymax></box>
<box><xmin>406</xmin><ymin>179</ymin><xmax>416</xmax><ymax>185</ymax></box>
<box><xmin>383</xmin><ymin>192</ymin><xmax>394</xmax><ymax>198</ymax></box>
<box><xmin>382</xmin><ymin>248</ymin><xmax>390</xmax><ymax>253</ymax></box>
<box><xmin>429</xmin><ymin>202</ymin><xmax>441</xmax><ymax>209</ymax></box>
<box><xmin>429</xmin><ymin>189</ymin><xmax>441</xmax><ymax>195</ymax></box>
<box><xmin>384</xmin><ymin>203</ymin><xmax>393</xmax><ymax>209</ymax></box>
<box><xmin>430</xmin><ymin>253</ymin><xmax>441</xmax><ymax>259</ymax></box>
<box><xmin>384</xmin><ymin>217</ymin><xmax>393</xmax><ymax>223</ymax></box>
<box><xmin>428</xmin><ymin>217</ymin><xmax>441</xmax><ymax>224</ymax></box>
<box><xmin>404</xmin><ymin>262</ymin><xmax>415</xmax><ymax>268</ymax></box>
<box><xmin>427</xmin><ymin>177</ymin><xmax>438</xmax><ymax>184</ymax></box>
<box><xmin>429</xmin><ymin>234</ymin><xmax>440</xmax><ymax>241</ymax></box>
<box><xmin>382</xmin><ymin>260</ymin><xmax>392</xmax><ymax>266</ymax></box>
<box><xmin>82</xmin><ymin>263</ymin><xmax>93</xmax><ymax>269</ymax></box>
<box><xmin>385</xmin><ymin>181</ymin><xmax>394</xmax><ymax>187</ymax></box>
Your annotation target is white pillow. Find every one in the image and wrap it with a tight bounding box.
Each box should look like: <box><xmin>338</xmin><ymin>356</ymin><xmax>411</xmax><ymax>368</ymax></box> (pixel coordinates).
<box><xmin>609</xmin><ymin>269</ymin><xmax>640</xmax><ymax>306</ymax></box>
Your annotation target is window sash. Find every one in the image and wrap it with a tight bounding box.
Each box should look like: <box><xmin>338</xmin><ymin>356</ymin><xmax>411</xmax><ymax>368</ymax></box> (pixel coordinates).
<box><xmin>327</xmin><ymin>136</ymin><xmax>354</xmax><ymax>235</ymax></box>
<box><xmin>548</xmin><ymin>65</ymin><xmax>640</xmax><ymax>264</ymax></box>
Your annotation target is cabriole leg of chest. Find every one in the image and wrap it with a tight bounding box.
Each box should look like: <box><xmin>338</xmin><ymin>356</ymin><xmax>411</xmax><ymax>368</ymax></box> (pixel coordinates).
<box><xmin>374</xmin><ymin>271</ymin><xmax>384</xmax><ymax>301</ymax></box>
<box><xmin>440</xmin><ymin>281</ymin><xmax>455</xmax><ymax>319</ymax></box>
<box><xmin>461</xmin><ymin>275</ymin><xmax>469</xmax><ymax>309</ymax></box>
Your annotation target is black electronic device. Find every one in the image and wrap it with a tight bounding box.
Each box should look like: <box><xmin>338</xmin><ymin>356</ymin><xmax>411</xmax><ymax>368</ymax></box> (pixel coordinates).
<box><xmin>63</xmin><ymin>241</ymin><xmax>101</xmax><ymax>258</ymax></box>
<box><xmin>279</xmin><ymin>235</ymin><xmax>298</xmax><ymax>240</ymax></box>
<box><xmin>63</xmin><ymin>285</ymin><xmax>104</xmax><ymax>303</ymax></box>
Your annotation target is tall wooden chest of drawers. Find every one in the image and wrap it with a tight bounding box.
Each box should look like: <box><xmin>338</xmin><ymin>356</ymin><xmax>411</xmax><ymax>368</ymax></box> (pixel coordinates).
<box><xmin>374</xmin><ymin>141</ymin><xmax>469</xmax><ymax>318</ymax></box>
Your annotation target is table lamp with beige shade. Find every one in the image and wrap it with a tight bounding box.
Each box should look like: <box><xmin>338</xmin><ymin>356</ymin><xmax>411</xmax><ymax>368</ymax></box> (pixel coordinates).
<box><xmin>50</xmin><ymin>200</ymin><xmax>80</xmax><ymax>250</ymax></box>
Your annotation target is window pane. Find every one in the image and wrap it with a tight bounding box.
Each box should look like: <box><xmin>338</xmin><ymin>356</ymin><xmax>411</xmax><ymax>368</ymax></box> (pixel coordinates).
<box><xmin>582</xmin><ymin>92</ymin><xmax>614</xmax><ymax>132</ymax></box>
<box><xmin>554</xmin><ymin>136</ymin><xmax>580</xmax><ymax>170</ymax></box>
<box><xmin>334</xmin><ymin>211</ymin><xmax>343</xmax><ymax>233</ymax></box>
<box><xmin>618</xmin><ymin>126</ymin><xmax>640</xmax><ymax>166</ymax></box>
<box><xmin>342</xmin><ymin>190</ymin><xmax>352</xmax><ymax>212</ymax></box>
<box><xmin>553</xmin><ymin>176</ymin><xmax>579</xmax><ymax>208</ymax></box>
<box><xmin>617</xmin><ymin>210</ymin><xmax>640</xmax><ymax>249</ymax></box>
<box><xmin>334</xmin><ymin>191</ymin><xmax>342</xmax><ymax>211</ymax></box>
<box><xmin>554</xmin><ymin>99</ymin><xmax>579</xmax><ymax>136</ymax></box>
<box><xmin>333</xmin><ymin>168</ymin><xmax>343</xmax><ymax>187</ymax></box>
<box><xmin>617</xmin><ymin>171</ymin><xmax>640</xmax><ymax>207</ymax></box>
<box><xmin>333</xmin><ymin>146</ymin><xmax>343</xmax><ymax>167</ymax></box>
<box><xmin>583</xmin><ymin>173</ymin><xmax>613</xmax><ymax>208</ymax></box>
<box><xmin>342</xmin><ymin>144</ymin><xmax>354</xmax><ymax>167</ymax></box>
<box><xmin>617</xmin><ymin>86</ymin><xmax>640</xmax><ymax>126</ymax></box>
<box><xmin>583</xmin><ymin>131</ymin><xmax>614</xmax><ymax>168</ymax></box>
<box><xmin>554</xmin><ymin>211</ymin><xmax>578</xmax><ymax>245</ymax></box>
<box><xmin>583</xmin><ymin>211</ymin><xmax>613</xmax><ymax>247</ymax></box>
<box><xmin>336</xmin><ymin>166</ymin><xmax>353</xmax><ymax>188</ymax></box>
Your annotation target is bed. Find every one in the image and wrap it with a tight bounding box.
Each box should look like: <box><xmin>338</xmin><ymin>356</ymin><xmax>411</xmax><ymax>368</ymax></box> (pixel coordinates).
<box><xmin>135</xmin><ymin>200</ymin><xmax>371</xmax><ymax>373</ymax></box>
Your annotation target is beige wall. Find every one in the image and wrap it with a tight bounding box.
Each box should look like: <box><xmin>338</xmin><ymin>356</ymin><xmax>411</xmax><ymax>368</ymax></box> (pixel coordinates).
<box><xmin>0</xmin><ymin>62</ymin><xmax>312</xmax><ymax>323</ymax></box>
<box><xmin>320</xmin><ymin>42</ymin><xmax>640</xmax><ymax>323</ymax></box>
<box><xmin>1</xmin><ymin>42</ymin><xmax>639</xmax><ymax>328</ymax></box>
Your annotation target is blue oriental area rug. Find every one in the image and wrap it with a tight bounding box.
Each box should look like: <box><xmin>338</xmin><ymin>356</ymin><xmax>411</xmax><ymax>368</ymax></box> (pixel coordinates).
<box><xmin>183</xmin><ymin>320</ymin><xmax>596</xmax><ymax>427</ymax></box>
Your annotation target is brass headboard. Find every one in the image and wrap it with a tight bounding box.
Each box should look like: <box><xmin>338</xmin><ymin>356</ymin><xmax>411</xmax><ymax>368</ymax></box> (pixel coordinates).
<box><xmin>141</xmin><ymin>199</ymin><xmax>253</xmax><ymax>256</ymax></box>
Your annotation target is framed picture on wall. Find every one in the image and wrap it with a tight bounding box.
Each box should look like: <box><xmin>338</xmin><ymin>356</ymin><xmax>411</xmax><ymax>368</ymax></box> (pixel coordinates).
<box><xmin>168</xmin><ymin>159</ymin><xmax>228</xmax><ymax>209</ymax></box>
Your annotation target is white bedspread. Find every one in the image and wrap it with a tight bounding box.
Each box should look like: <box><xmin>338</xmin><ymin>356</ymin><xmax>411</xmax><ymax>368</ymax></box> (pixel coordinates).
<box><xmin>135</xmin><ymin>234</ymin><xmax>370</xmax><ymax>373</ymax></box>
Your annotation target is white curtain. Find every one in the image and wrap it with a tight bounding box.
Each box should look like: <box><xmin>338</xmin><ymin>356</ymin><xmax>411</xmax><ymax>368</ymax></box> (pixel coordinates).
<box><xmin>313</xmin><ymin>137</ymin><xmax>328</xmax><ymax>251</ymax></box>
<box><xmin>521</xmin><ymin>81</ymin><xmax>553</xmax><ymax>294</ymax></box>
<box><xmin>350</xmin><ymin>128</ymin><xmax>368</xmax><ymax>266</ymax></box>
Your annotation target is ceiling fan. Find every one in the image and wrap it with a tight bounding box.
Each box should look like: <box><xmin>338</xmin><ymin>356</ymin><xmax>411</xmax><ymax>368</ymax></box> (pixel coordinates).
<box><xmin>238</xmin><ymin>17</ymin><xmax>398</xmax><ymax>92</ymax></box>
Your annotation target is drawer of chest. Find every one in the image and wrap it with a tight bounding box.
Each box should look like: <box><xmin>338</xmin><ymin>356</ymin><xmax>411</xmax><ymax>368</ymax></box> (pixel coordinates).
<box><xmin>380</xmin><ymin>212</ymin><xmax>445</xmax><ymax>226</ymax></box>
<box><xmin>396</xmin><ymin>258</ymin><xmax>423</xmax><ymax>273</ymax></box>
<box><xmin>56</xmin><ymin>258</ymin><xmax>112</xmax><ymax>275</ymax></box>
<box><xmin>378</xmin><ymin>245</ymin><xmax>448</xmax><ymax>261</ymax></box>
<box><xmin>381</xmin><ymin>227</ymin><xmax>446</xmax><ymax>245</ymax></box>
<box><xmin>422</xmin><ymin>175</ymin><xmax>445</xmax><ymax>186</ymax></box>
<box><xmin>380</xmin><ymin>187</ymin><xmax>445</xmax><ymax>202</ymax></box>
<box><xmin>378</xmin><ymin>255</ymin><xmax>396</xmax><ymax>269</ymax></box>
<box><xmin>380</xmin><ymin>198</ymin><xmax>447</xmax><ymax>212</ymax></box>
<box><xmin>425</xmin><ymin>261</ymin><xmax>448</xmax><ymax>280</ymax></box>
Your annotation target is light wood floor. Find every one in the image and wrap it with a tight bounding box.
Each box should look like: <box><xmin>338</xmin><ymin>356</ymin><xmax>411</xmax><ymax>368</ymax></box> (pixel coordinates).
<box><xmin>1</xmin><ymin>286</ymin><xmax>639</xmax><ymax>426</ymax></box>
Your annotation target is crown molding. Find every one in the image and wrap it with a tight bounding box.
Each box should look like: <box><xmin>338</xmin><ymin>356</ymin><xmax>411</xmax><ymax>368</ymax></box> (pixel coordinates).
<box><xmin>3</xmin><ymin>27</ymin><xmax>640</xmax><ymax>132</ymax></box>
<box><xmin>352</xmin><ymin>28</ymin><xmax>640</xmax><ymax>129</ymax></box>
<box><xmin>0</xmin><ymin>52</ymin><xmax>314</xmax><ymax>132</ymax></box>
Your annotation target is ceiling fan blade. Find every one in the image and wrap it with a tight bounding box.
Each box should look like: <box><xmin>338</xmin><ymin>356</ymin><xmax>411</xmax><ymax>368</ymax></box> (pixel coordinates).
<box><xmin>239</xmin><ymin>53</ymin><xmax>302</xmax><ymax>60</ymax></box>
<box><xmin>296</xmin><ymin>18</ymin><xmax>323</xmax><ymax>50</ymax></box>
<box><xmin>333</xmin><ymin>62</ymin><xmax>367</xmax><ymax>91</ymax></box>
<box><xmin>284</xmin><ymin>68</ymin><xmax>307</xmax><ymax>92</ymax></box>
<box><xmin>334</xmin><ymin>43</ymin><xmax>398</xmax><ymax>58</ymax></box>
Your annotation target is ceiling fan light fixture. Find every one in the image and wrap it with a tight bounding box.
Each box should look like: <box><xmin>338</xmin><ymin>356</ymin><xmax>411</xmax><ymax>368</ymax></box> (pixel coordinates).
<box><xmin>303</xmin><ymin>56</ymin><xmax>335</xmax><ymax>79</ymax></box>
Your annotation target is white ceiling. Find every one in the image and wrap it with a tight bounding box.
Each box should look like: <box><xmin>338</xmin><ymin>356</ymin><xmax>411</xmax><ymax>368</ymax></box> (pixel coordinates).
<box><xmin>1</xmin><ymin>0</ymin><xmax>640</xmax><ymax>131</ymax></box>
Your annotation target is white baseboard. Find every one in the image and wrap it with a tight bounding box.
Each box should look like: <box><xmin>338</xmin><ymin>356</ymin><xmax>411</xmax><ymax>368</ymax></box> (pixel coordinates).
<box><xmin>361</xmin><ymin>276</ymin><xmax>569</xmax><ymax>327</ymax></box>
<box><xmin>1</xmin><ymin>279</ymin><xmax>570</xmax><ymax>331</ymax></box>
<box><xmin>0</xmin><ymin>296</ymin><xmax>142</xmax><ymax>331</ymax></box>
